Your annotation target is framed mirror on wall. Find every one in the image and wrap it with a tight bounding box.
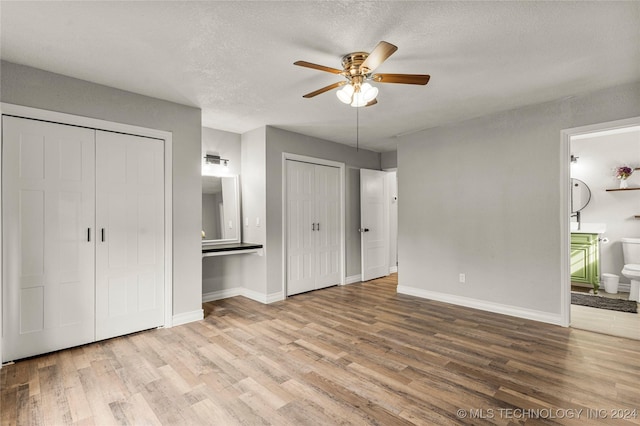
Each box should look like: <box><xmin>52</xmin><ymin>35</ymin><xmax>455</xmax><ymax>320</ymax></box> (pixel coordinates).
<box><xmin>571</xmin><ymin>178</ymin><xmax>591</xmax><ymax>213</ymax></box>
<box><xmin>202</xmin><ymin>175</ymin><xmax>240</xmax><ymax>245</ymax></box>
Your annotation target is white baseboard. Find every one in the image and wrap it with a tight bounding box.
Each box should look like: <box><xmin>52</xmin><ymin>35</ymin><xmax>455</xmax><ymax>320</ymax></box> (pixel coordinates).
<box><xmin>203</xmin><ymin>287</ymin><xmax>283</xmax><ymax>304</ymax></box>
<box><xmin>389</xmin><ymin>266</ymin><xmax>398</xmax><ymax>273</ymax></box>
<box><xmin>172</xmin><ymin>309</ymin><xmax>204</xmax><ymax>327</ymax></box>
<box><xmin>265</xmin><ymin>291</ymin><xmax>284</xmax><ymax>304</ymax></box>
<box><xmin>202</xmin><ymin>288</ymin><xmax>243</xmax><ymax>302</ymax></box>
<box><xmin>618</xmin><ymin>283</ymin><xmax>631</xmax><ymax>292</ymax></box>
<box><xmin>397</xmin><ymin>285</ymin><xmax>563</xmax><ymax>326</ymax></box>
<box><xmin>344</xmin><ymin>275</ymin><xmax>361</xmax><ymax>285</ymax></box>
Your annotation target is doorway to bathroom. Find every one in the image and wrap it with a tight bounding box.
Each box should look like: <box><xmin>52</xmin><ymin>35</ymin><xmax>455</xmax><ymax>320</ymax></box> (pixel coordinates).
<box><xmin>562</xmin><ymin>117</ymin><xmax>640</xmax><ymax>340</ymax></box>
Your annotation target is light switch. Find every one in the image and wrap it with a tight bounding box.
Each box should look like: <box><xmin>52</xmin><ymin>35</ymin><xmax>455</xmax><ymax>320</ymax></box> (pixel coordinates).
<box><xmin>244</xmin><ymin>217</ymin><xmax>249</xmax><ymax>227</ymax></box>
<box><xmin>228</xmin><ymin>220</ymin><xmax>233</xmax><ymax>229</ymax></box>
<box><xmin>256</xmin><ymin>217</ymin><xmax>260</xmax><ymax>227</ymax></box>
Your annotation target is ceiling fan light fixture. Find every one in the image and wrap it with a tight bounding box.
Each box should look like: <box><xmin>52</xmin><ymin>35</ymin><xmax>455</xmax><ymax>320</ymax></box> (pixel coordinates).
<box><xmin>350</xmin><ymin>91</ymin><xmax>368</xmax><ymax>107</ymax></box>
<box><xmin>295</xmin><ymin>41</ymin><xmax>429</xmax><ymax>107</ymax></box>
<box><xmin>336</xmin><ymin>84</ymin><xmax>354</xmax><ymax>104</ymax></box>
<box><xmin>361</xmin><ymin>83</ymin><xmax>378</xmax><ymax>102</ymax></box>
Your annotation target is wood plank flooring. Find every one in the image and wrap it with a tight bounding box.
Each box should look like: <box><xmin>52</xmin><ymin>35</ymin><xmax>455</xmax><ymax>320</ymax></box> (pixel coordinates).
<box><xmin>3</xmin><ymin>274</ymin><xmax>640</xmax><ymax>425</ymax></box>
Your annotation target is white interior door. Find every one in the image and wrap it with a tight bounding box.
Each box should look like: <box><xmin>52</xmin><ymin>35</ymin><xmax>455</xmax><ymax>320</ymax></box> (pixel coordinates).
<box><xmin>95</xmin><ymin>131</ymin><xmax>165</xmax><ymax>340</ymax></box>
<box><xmin>314</xmin><ymin>164</ymin><xmax>341</xmax><ymax>289</ymax></box>
<box><xmin>360</xmin><ymin>169</ymin><xmax>389</xmax><ymax>282</ymax></box>
<box><xmin>286</xmin><ymin>160</ymin><xmax>316</xmax><ymax>296</ymax></box>
<box><xmin>2</xmin><ymin>116</ymin><xmax>96</xmax><ymax>361</ymax></box>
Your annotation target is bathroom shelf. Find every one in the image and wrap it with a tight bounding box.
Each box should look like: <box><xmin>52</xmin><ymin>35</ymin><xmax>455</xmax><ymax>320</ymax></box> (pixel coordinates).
<box><xmin>605</xmin><ymin>187</ymin><xmax>640</xmax><ymax>192</ymax></box>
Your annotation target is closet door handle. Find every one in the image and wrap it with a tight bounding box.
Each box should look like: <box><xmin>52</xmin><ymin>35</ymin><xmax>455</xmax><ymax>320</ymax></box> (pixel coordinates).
<box><xmin>101</xmin><ymin>228</ymin><xmax>105</xmax><ymax>242</ymax></box>
<box><xmin>87</xmin><ymin>228</ymin><xmax>91</xmax><ymax>242</ymax></box>
<box><xmin>312</xmin><ymin>223</ymin><xmax>316</xmax><ymax>231</ymax></box>
<box><xmin>316</xmin><ymin>223</ymin><xmax>320</xmax><ymax>231</ymax></box>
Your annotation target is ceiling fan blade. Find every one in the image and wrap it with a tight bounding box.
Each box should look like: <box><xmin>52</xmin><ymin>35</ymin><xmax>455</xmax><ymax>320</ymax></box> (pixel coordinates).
<box><xmin>365</xmin><ymin>99</ymin><xmax>378</xmax><ymax>107</ymax></box>
<box><xmin>372</xmin><ymin>73</ymin><xmax>431</xmax><ymax>85</ymax></box>
<box><xmin>302</xmin><ymin>81</ymin><xmax>345</xmax><ymax>98</ymax></box>
<box><xmin>294</xmin><ymin>61</ymin><xmax>343</xmax><ymax>74</ymax></box>
<box><xmin>360</xmin><ymin>41</ymin><xmax>398</xmax><ymax>72</ymax></box>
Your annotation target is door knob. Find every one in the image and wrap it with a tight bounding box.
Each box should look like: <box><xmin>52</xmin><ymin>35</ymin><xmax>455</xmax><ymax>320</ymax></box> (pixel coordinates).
<box><xmin>358</xmin><ymin>228</ymin><xmax>370</xmax><ymax>233</ymax></box>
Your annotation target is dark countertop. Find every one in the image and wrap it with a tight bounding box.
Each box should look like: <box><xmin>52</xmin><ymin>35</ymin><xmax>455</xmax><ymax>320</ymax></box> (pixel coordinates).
<box><xmin>202</xmin><ymin>242</ymin><xmax>263</xmax><ymax>253</ymax></box>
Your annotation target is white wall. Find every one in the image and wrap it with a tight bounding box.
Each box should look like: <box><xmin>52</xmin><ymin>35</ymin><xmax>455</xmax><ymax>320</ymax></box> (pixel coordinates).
<box><xmin>571</xmin><ymin>129</ymin><xmax>640</xmax><ymax>287</ymax></box>
<box><xmin>201</xmin><ymin>127</ymin><xmax>245</xmax><ymax>296</ymax></box>
<box><xmin>201</xmin><ymin>127</ymin><xmax>241</xmax><ymax>177</ymax></box>
<box><xmin>1</xmin><ymin>60</ymin><xmax>203</xmax><ymax>318</ymax></box>
<box><xmin>398</xmin><ymin>81</ymin><xmax>640</xmax><ymax>324</ymax></box>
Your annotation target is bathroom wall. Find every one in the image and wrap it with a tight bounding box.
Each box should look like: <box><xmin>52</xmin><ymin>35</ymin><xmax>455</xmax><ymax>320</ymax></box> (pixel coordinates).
<box><xmin>571</xmin><ymin>128</ymin><xmax>640</xmax><ymax>289</ymax></box>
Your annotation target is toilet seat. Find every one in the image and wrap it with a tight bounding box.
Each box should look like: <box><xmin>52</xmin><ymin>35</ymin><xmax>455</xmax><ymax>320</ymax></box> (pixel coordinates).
<box><xmin>622</xmin><ymin>263</ymin><xmax>640</xmax><ymax>273</ymax></box>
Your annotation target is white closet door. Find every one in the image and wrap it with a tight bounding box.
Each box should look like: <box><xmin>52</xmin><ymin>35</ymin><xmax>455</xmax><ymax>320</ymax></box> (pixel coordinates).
<box><xmin>95</xmin><ymin>131</ymin><xmax>164</xmax><ymax>340</ymax></box>
<box><xmin>286</xmin><ymin>160</ymin><xmax>316</xmax><ymax>296</ymax></box>
<box><xmin>2</xmin><ymin>116</ymin><xmax>95</xmax><ymax>361</ymax></box>
<box><xmin>314</xmin><ymin>164</ymin><xmax>341</xmax><ymax>289</ymax></box>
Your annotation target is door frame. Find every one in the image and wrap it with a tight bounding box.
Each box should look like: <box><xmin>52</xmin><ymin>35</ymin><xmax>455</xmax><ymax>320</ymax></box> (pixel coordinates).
<box><xmin>0</xmin><ymin>103</ymin><xmax>174</xmax><ymax>365</ymax></box>
<box><xmin>560</xmin><ymin>115</ymin><xmax>640</xmax><ymax>327</ymax></box>
<box><xmin>282</xmin><ymin>153</ymin><xmax>345</xmax><ymax>298</ymax></box>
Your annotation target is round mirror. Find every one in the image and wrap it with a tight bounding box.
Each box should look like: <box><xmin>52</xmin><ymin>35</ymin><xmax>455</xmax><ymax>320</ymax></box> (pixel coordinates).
<box><xmin>571</xmin><ymin>178</ymin><xmax>591</xmax><ymax>213</ymax></box>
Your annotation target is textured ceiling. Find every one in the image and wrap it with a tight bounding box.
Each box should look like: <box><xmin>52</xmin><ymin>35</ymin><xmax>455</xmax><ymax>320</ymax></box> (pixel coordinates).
<box><xmin>1</xmin><ymin>1</ymin><xmax>639</xmax><ymax>152</ymax></box>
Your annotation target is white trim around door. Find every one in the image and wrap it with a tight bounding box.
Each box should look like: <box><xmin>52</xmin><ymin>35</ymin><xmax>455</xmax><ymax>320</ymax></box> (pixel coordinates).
<box><xmin>0</xmin><ymin>103</ymin><xmax>174</xmax><ymax>340</ymax></box>
<box><xmin>560</xmin><ymin>115</ymin><xmax>640</xmax><ymax>328</ymax></box>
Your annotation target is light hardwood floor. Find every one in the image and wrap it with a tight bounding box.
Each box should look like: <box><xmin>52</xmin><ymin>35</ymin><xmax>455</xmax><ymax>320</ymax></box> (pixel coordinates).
<box><xmin>3</xmin><ymin>274</ymin><xmax>640</xmax><ymax>425</ymax></box>
<box><xmin>571</xmin><ymin>286</ymin><xmax>640</xmax><ymax>340</ymax></box>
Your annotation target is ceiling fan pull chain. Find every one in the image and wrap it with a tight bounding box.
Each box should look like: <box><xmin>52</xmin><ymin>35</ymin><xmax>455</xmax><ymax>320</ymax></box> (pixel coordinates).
<box><xmin>356</xmin><ymin>105</ymin><xmax>359</xmax><ymax>152</ymax></box>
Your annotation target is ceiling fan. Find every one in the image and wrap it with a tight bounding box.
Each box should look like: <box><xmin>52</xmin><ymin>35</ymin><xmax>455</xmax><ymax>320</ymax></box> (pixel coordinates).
<box><xmin>294</xmin><ymin>41</ymin><xmax>430</xmax><ymax>107</ymax></box>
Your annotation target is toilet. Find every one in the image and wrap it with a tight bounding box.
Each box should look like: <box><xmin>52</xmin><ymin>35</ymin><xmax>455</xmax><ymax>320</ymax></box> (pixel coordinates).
<box><xmin>621</xmin><ymin>238</ymin><xmax>640</xmax><ymax>302</ymax></box>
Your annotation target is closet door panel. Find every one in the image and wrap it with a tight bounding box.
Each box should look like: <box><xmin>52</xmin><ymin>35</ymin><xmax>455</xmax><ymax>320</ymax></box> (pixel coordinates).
<box><xmin>314</xmin><ymin>164</ymin><xmax>341</xmax><ymax>289</ymax></box>
<box><xmin>95</xmin><ymin>131</ymin><xmax>164</xmax><ymax>340</ymax></box>
<box><xmin>286</xmin><ymin>160</ymin><xmax>316</xmax><ymax>296</ymax></box>
<box><xmin>2</xmin><ymin>116</ymin><xmax>95</xmax><ymax>361</ymax></box>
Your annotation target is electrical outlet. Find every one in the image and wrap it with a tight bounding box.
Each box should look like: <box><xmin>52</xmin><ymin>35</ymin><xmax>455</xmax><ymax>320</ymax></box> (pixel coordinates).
<box><xmin>459</xmin><ymin>273</ymin><xmax>466</xmax><ymax>283</ymax></box>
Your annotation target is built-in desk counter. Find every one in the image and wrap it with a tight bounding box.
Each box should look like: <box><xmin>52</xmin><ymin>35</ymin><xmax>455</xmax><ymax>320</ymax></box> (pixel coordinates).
<box><xmin>202</xmin><ymin>242</ymin><xmax>263</xmax><ymax>258</ymax></box>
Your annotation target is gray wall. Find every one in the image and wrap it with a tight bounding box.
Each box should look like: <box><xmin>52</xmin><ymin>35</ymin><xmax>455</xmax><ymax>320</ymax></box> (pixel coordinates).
<box><xmin>265</xmin><ymin>126</ymin><xmax>381</xmax><ymax>295</ymax></box>
<box><xmin>381</xmin><ymin>150</ymin><xmax>398</xmax><ymax>170</ymax></box>
<box><xmin>398</xmin><ymin>81</ymin><xmax>640</xmax><ymax>316</ymax></box>
<box><xmin>1</xmin><ymin>60</ymin><xmax>203</xmax><ymax>317</ymax></box>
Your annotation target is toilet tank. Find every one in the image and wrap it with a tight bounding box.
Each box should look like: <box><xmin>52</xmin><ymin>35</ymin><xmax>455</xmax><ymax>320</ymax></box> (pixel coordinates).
<box><xmin>622</xmin><ymin>238</ymin><xmax>640</xmax><ymax>264</ymax></box>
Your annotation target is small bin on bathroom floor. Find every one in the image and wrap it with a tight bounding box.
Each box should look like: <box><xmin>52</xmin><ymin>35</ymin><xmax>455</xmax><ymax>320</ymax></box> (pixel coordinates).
<box><xmin>602</xmin><ymin>273</ymin><xmax>619</xmax><ymax>294</ymax></box>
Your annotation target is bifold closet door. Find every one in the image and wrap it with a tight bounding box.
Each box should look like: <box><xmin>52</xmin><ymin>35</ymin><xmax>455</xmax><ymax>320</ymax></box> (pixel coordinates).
<box><xmin>313</xmin><ymin>164</ymin><xmax>341</xmax><ymax>289</ymax></box>
<box><xmin>2</xmin><ymin>116</ymin><xmax>96</xmax><ymax>361</ymax></box>
<box><xmin>95</xmin><ymin>131</ymin><xmax>165</xmax><ymax>341</ymax></box>
<box><xmin>286</xmin><ymin>160</ymin><xmax>340</xmax><ymax>296</ymax></box>
<box><xmin>286</xmin><ymin>160</ymin><xmax>316</xmax><ymax>295</ymax></box>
